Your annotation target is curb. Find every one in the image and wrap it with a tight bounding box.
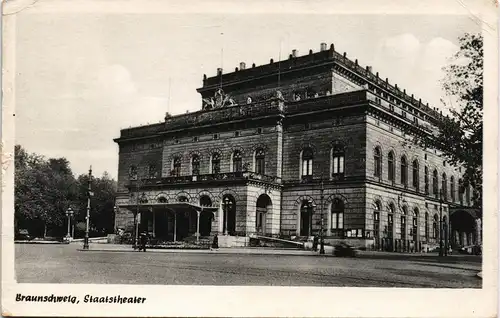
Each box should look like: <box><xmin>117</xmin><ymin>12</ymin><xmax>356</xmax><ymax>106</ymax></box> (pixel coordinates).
<box><xmin>15</xmin><ymin>241</ymin><xmax>69</xmax><ymax>245</ymax></box>
<box><xmin>76</xmin><ymin>248</ymin><xmax>317</xmax><ymax>256</ymax></box>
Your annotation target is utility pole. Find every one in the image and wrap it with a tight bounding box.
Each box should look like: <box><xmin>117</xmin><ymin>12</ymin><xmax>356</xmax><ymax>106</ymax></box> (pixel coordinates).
<box><xmin>319</xmin><ymin>178</ymin><xmax>325</xmax><ymax>255</ymax></box>
<box><xmin>83</xmin><ymin>166</ymin><xmax>93</xmax><ymax>250</ymax></box>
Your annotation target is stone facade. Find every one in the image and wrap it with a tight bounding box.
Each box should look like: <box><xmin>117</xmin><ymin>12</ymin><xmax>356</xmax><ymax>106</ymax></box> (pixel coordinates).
<box><xmin>113</xmin><ymin>43</ymin><xmax>477</xmax><ymax>250</ymax></box>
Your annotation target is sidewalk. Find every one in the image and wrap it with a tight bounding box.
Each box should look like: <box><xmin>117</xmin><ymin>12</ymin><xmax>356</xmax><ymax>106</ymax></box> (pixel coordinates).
<box><xmin>77</xmin><ymin>243</ymin><xmax>317</xmax><ymax>256</ymax></box>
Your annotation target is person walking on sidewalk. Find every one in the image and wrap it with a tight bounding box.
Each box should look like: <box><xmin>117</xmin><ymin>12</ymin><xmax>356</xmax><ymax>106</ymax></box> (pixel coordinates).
<box><xmin>211</xmin><ymin>234</ymin><xmax>219</xmax><ymax>250</ymax></box>
<box><xmin>312</xmin><ymin>235</ymin><xmax>318</xmax><ymax>252</ymax></box>
<box><xmin>139</xmin><ymin>232</ymin><xmax>147</xmax><ymax>252</ymax></box>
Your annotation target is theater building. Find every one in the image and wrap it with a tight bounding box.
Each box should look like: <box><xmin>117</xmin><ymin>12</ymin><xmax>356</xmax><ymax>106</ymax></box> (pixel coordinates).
<box><xmin>114</xmin><ymin>43</ymin><xmax>480</xmax><ymax>250</ymax></box>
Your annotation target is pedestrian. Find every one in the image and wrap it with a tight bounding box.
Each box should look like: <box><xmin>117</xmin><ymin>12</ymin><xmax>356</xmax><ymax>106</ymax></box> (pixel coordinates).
<box><xmin>139</xmin><ymin>232</ymin><xmax>147</xmax><ymax>252</ymax></box>
<box><xmin>312</xmin><ymin>235</ymin><xmax>318</xmax><ymax>252</ymax></box>
<box><xmin>211</xmin><ymin>234</ymin><xmax>219</xmax><ymax>250</ymax></box>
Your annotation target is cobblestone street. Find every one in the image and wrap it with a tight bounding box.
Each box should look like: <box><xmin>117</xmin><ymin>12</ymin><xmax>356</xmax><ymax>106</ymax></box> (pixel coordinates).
<box><xmin>15</xmin><ymin>244</ymin><xmax>481</xmax><ymax>288</ymax></box>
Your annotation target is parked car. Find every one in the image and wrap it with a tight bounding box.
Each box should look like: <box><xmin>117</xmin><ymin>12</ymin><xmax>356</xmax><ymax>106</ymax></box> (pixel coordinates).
<box><xmin>333</xmin><ymin>242</ymin><xmax>357</xmax><ymax>257</ymax></box>
<box><xmin>15</xmin><ymin>229</ymin><xmax>32</xmax><ymax>241</ymax></box>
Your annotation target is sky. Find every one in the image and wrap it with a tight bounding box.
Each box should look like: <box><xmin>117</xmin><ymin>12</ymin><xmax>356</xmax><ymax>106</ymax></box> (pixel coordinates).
<box><xmin>14</xmin><ymin>11</ymin><xmax>480</xmax><ymax>179</ymax></box>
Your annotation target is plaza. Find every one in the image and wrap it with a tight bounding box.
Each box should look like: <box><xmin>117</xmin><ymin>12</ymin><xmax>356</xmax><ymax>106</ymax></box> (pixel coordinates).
<box><xmin>15</xmin><ymin>244</ymin><xmax>481</xmax><ymax>288</ymax></box>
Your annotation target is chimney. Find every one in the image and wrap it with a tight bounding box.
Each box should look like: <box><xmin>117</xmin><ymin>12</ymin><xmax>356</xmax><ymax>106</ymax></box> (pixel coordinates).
<box><xmin>270</xmin><ymin>58</ymin><xmax>274</xmax><ymax>63</ymax></box>
<box><xmin>292</xmin><ymin>49</ymin><xmax>298</xmax><ymax>57</ymax></box>
<box><xmin>252</xmin><ymin>63</ymin><xmax>256</xmax><ymax>68</ymax></box>
<box><xmin>309</xmin><ymin>49</ymin><xmax>313</xmax><ymax>55</ymax></box>
<box><xmin>320</xmin><ymin>43</ymin><xmax>327</xmax><ymax>51</ymax></box>
<box><xmin>217</xmin><ymin>68</ymin><xmax>223</xmax><ymax>75</ymax></box>
<box><xmin>240</xmin><ymin>62</ymin><xmax>246</xmax><ymax>70</ymax></box>
<box><xmin>235</xmin><ymin>67</ymin><xmax>239</xmax><ymax>72</ymax></box>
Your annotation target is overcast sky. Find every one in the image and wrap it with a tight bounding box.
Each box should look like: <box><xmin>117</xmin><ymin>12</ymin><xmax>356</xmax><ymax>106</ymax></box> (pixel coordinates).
<box><xmin>15</xmin><ymin>11</ymin><xmax>479</xmax><ymax>179</ymax></box>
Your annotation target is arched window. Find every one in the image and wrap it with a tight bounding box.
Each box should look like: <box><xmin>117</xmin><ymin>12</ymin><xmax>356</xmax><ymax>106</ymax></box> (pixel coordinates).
<box><xmin>400</xmin><ymin>156</ymin><xmax>408</xmax><ymax>186</ymax></box>
<box><xmin>255</xmin><ymin>148</ymin><xmax>265</xmax><ymax>175</ymax></box>
<box><xmin>191</xmin><ymin>155</ymin><xmax>200</xmax><ymax>175</ymax></box>
<box><xmin>387</xmin><ymin>204</ymin><xmax>395</xmax><ymax>239</ymax></box>
<box><xmin>412</xmin><ymin>160</ymin><xmax>419</xmax><ymax>191</ymax></box>
<box><xmin>211</xmin><ymin>153</ymin><xmax>221</xmax><ymax>174</ymax></box>
<box><xmin>331</xmin><ymin>198</ymin><xmax>344</xmax><ymax>237</ymax></box>
<box><xmin>388</xmin><ymin>151</ymin><xmax>395</xmax><ymax>182</ymax></box>
<box><xmin>432</xmin><ymin>169</ymin><xmax>439</xmax><ymax>197</ymax></box>
<box><xmin>172</xmin><ymin>157</ymin><xmax>181</xmax><ymax>176</ymax></box>
<box><xmin>425</xmin><ymin>212</ymin><xmax>429</xmax><ymax>240</ymax></box>
<box><xmin>129</xmin><ymin>165</ymin><xmax>138</xmax><ymax>180</ymax></box>
<box><xmin>442</xmin><ymin>173</ymin><xmax>447</xmax><ymax>201</ymax></box>
<box><xmin>157</xmin><ymin>196</ymin><xmax>168</xmax><ymax>203</ymax></box>
<box><xmin>433</xmin><ymin>214</ymin><xmax>439</xmax><ymax>239</ymax></box>
<box><xmin>374</xmin><ymin>146</ymin><xmax>382</xmax><ymax>177</ymax></box>
<box><xmin>450</xmin><ymin>176</ymin><xmax>455</xmax><ymax>202</ymax></box>
<box><xmin>331</xmin><ymin>145</ymin><xmax>345</xmax><ymax>176</ymax></box>
<box><xmin>301</xmin><ymin>148</ymin><xmax>314</xmax><ymax>177</ymax></box>
<box><xmin>232</xmin><ymin>150</ymin><xmax>242</xmax><ymax>172</ymax></box>
<box><xmin>424</xmin><ymin>166</ymin><xmax>429</xmax><ymax>194</ymax></box>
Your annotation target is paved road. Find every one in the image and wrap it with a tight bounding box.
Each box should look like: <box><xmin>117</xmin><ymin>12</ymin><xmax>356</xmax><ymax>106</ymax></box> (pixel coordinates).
<box><xmin>15</xmin><ymin>244</ymin><xmax>481</xmax><ymax>288</ymax></box>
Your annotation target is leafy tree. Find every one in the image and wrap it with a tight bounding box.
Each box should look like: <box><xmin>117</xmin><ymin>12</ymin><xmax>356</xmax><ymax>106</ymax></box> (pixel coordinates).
<box><xmin>415</xmin><ymin>33</ymin><xmax>483</xmax><ymax>209</ymax></box>
<box><xmin>15</xmin><ymin>145</ymin><xmax>117</xmax><ymax>238</ymax></box>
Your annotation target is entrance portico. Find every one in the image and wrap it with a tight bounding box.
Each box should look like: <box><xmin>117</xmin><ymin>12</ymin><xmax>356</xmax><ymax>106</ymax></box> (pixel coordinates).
<box><xmin>118</xmin><ymin>201</ymin><xmax>218</xmax><ymax>243</ymax></box>
<box><xmin>449</xmin><ymin>207</ymin><xmax>482</xmax><ymax>248</ymax></box>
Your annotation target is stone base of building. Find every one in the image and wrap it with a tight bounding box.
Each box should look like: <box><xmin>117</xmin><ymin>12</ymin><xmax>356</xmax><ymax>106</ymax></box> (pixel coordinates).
<box><xmin>217</xmin><ymin>235</ymin><xmax>250</xmax><ymax>247</ymax></box>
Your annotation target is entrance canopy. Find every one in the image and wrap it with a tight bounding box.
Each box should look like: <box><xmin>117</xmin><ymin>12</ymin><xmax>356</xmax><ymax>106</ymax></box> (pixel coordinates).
<box><xmin>119</xmin><ymin>202</ymin><xmax>219</xmax><ymax>213</ymax></box>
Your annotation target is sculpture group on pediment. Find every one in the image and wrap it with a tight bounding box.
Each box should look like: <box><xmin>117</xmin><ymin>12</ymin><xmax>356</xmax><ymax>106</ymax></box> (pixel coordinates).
<box><xmin>202</xmin><ymin>88</ymin><xmax>237</xmax><ymax>110</ymax></box>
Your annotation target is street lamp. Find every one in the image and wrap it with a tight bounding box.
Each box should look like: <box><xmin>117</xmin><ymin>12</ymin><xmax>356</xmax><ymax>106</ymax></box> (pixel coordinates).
<box><xmin>65</xmin><ymin>207</ymin><xmax>74</xmax><ymax>240</ymax></box>
<box><xmin>83</xmin><ymin>166</ymin><xmax>93</xmax><ymax>250</ymax></box>
<box><xmin>307</xmin><ymin>199</ymin><xmax>316</xmax><ymax>249</ymax></box>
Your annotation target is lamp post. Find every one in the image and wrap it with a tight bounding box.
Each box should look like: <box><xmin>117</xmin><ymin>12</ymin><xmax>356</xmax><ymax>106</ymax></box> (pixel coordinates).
<box><xmin>319</xmin><ymin>179</ymin><xmax>325</xmax><ymax>255</ymax></box>
<box><xmin>83</xmin><ymin>166</ymin><xmax>93</xmax><ymax>250</ymax></box>
<box><xmin>65</xmin><ymin>207</ymin><xmax>74</xmax><ymax>240</ymax></box>
<box><xmin>223</xmin><ymin>197</ymin><xmax>232</xmax><ymax>236</ymax></box>
<box><xmin>439</xmin><ymin>189</ymin><xmax>444</xmax><ymax>257</ymax></box>
<box><xmin>307</xmin><ymin>199</ymin><xmax>316</xmax><ymax>245</ymax></box>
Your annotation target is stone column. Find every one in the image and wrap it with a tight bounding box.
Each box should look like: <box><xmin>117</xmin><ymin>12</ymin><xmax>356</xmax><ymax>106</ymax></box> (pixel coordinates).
<box><xmin>475</xmin><ymin>218</ymin><xmax>482</xmax><ymax>246</ymax></box>
<box><xmin>152</xmin><ymin>208</ymin><xmax>156</xmax><ymax>238</ymax></box>
<box><xmin>173</xmin><ymin>212</ymin><xmax>177</xmax><ymax>242</ymax></box>
<box><xmin>196</xmin><ymin>210</ymin><xmax>201</xmax><ymax>243</ymax></box>
<box><xmin>218</xmin><ymin>205</ymin><xmax>224</xmax><ymax>235</ymax></box>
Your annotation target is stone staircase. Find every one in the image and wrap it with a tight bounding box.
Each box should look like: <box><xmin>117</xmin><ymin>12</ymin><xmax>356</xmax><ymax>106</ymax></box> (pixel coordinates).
<box><xmin>249</xmin><ymin>235</ymin><xmax>306</xmax><ymax>249</ymax></box>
